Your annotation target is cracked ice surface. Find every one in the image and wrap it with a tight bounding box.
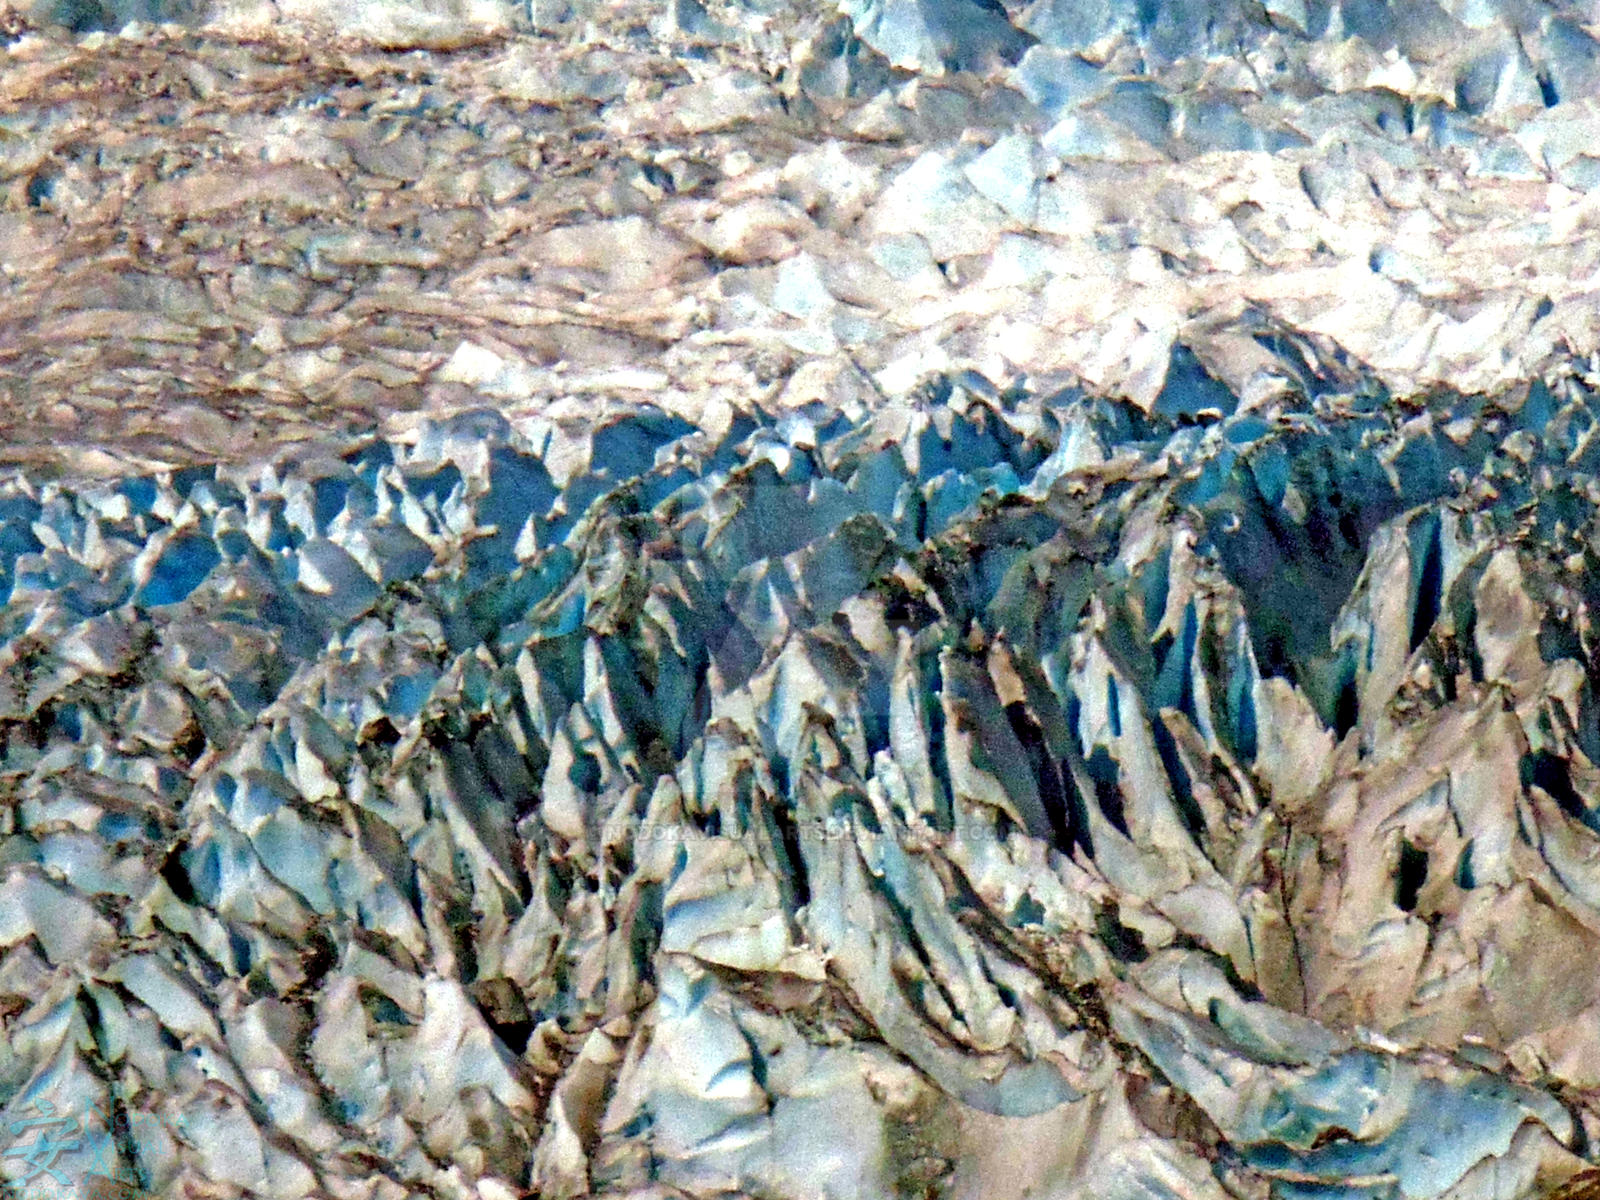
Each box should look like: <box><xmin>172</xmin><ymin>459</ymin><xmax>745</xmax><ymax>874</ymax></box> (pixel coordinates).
<box><xmin>7</xmin><ymin>1</ymin><xmax>1600</xmax><ymax>1200</ymax></box>
<box><xmin>13</xmin><ymin>0</ymin><xmax>1600</xmax><ymax>473</ymax></box>
<box><xmin>5</xmin><ymin>389</ymin><xmax>1600</xmax><ymax>1199</ymax></box>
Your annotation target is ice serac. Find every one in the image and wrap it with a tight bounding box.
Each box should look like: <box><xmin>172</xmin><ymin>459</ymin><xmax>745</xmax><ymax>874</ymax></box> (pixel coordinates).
<box><xmin>8</xmin><ymin>0</ymin><xmax>1600</xmax><ymax>1198</ymax></box>
<box><xmin>3</xmin><ymin>375</ymin><xmax>1600</xmax><ymax>1197</ymax></box>
<box><xmin>837</xmin><ymin>0</ymin><xmax>1031</xmax><ymax>75</ymax></box>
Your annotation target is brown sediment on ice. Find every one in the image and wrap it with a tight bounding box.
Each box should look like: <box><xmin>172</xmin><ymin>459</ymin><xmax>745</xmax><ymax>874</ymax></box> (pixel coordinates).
<box><xmin>3</xmin><ymin>2</ymin><xmax>1600</xmax><ymax>477</ymax></box>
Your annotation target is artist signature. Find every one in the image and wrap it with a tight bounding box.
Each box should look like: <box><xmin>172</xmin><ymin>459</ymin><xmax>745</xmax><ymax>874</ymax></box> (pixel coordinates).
<box><xmin>1</xmin><ymin>1098</ymin><xmax>152</xmax><ymax>1200</ymax></box>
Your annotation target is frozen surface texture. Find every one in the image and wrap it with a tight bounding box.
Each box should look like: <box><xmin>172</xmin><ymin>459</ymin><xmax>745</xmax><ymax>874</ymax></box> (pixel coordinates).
<box><xmin>5</xmin><ymin>2</ymin><xmax>1600</xmax><ymax>1200</ymax></box>
<box><xmin>5</xmin><ymin>390</ymin><xmax>1600</xmax><ymax>1199</ymax></box>
<box><xmin>9</xmin><ymin>0</ymin><xmax>1600</xmax><ymax>473</ymax></box>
